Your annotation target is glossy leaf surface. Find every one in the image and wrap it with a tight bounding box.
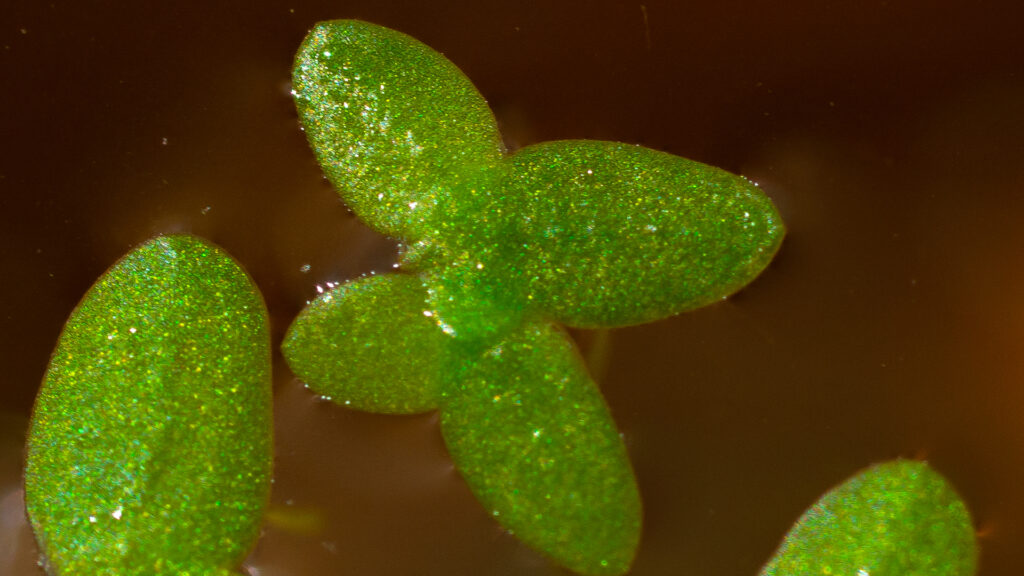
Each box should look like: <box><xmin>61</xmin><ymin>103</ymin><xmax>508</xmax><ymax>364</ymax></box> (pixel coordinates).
<box><xmin>440</xmin><ymin>322</ymin><xmax>641</xmax><ymax>575</ymax></box>
<box><xmin>293</xmin><ymin>19</ymin><xmax>505</xmax><ymax>239</ymax></box>
<box><xmin>24</xmin><ymin>235</ymin><xmax>272</xmax><ymax>575</ymax></box>
<box><xmin>289</xmin><ymin>19</ymin><xmax>787</xmax><ymax>576</ymax></box>
<box><xmin>283</xmin><ymin>273</ymin><xmax>445</xmax><ymax>413</ymax></box>
<box><xmin>760</xmin><ymin>460</ymin><xmax>977</xmax><ymax>576</ymax></box>
<box><xmin>502</xmin><ymin>140</ymin><xmax>785</xmax><ymax>328</ymax></box>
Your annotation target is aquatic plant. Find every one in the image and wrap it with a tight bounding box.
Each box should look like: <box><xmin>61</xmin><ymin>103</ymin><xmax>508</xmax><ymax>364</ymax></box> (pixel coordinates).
<box><xmin>284</xmin><ymin>19</ymin><xmax>781</xmax><ymax>575</ymax></box>
<box><xmin>22</xmin><ymin>19</ymin><xmax>978</xmax><ymax>576</ymax></box>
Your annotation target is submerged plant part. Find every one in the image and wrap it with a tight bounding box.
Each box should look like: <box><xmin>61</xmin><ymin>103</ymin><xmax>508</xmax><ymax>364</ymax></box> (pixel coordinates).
<box><xmin>284</xmin><ymin>19</ymin><xmax>784</xmax><ymax>575</ymax></box>
<box><xmin>761</xmin><ymin>460</ymin><xmax>977</xmax><ymax>576</ymax></box>
<box><xmin>24</xmin><ymin>235</ymin><xmax>272</xmax><ymax>575</ymax></box>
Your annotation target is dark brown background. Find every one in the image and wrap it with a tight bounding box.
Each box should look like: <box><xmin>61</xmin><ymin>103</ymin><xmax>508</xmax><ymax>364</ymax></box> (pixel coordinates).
<box><xmin>2</xmin><ymin>1</ymin><xmax>1022</xmax><ymax>574</ymax></box>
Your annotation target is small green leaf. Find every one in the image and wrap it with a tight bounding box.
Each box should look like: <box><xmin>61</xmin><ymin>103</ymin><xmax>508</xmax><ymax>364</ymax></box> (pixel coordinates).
<box><xmin>24</xmin><ymin>235</ymin><xmax>272</xmax><ymax>575</ymax></box>
<box><xmin>760</xmin><ymin>460</ymin><xmax>978</xmax><ymax>576</ymax></box>
<box><xmin>293</xmin><ymin>19</ymin><xmax>505</xmax><ymax>239</ymax></box>
<box><xmin>440</xmin><ymin>321</ymin><xmax>641</xmax><ymax>576</ymax></box>
<box><xmin>501</xmin><ymin>140</ymin><xmax>785</xmax><ymax>328</ymax></box>
<box><xmin>283</xmin><ymin>273</ymin><xmax>446</xmax><ymax>413</ymax></box>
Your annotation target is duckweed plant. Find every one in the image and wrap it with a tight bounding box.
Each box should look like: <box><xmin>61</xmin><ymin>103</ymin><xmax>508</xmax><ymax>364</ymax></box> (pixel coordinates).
<box><xmin>23</xmin><ymin>19</ymin><xmax>978</xmax><ymax>576</ymax></box>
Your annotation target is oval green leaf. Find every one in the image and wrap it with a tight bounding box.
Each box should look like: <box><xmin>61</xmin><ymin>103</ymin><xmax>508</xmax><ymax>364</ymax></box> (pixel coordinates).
<box><xmin>501</xmin><ymin>140</ymin><xmax>785</xmax><ymax>328</ymax></box>
<box><xmin>24</xmin><ymin>235</ymin><xmax>272</xmax><ymax>575</ymax></box>
<box><xmin>760</xmin><ymin>459</ymin><xmax>977</xmax><ymax>576</ymax></box>
<box><xmin>440</xmin><ymin>321</ymin><xmax>641</xmax><ymax>575</ymax></box>
<box><xmin>283</xmin><ymin>273</ymin><xmax>446</xmax><ymax>413</ymax></box>
<box><xmin>293</xmin><ymin>19</ymin><xmax>505</xmax><ymax>239</ymax></box>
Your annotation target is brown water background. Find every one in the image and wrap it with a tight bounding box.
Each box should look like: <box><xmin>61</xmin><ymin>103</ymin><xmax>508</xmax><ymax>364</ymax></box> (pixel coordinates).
<box><xmin>2</xmin><ymin>1</ymin><xmax>1023</xmax><ymax>574</ymax></box>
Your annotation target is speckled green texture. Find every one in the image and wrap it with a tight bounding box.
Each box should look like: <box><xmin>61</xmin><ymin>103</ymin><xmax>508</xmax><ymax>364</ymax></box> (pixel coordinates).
<box><xmin>25</xmin><ymin>235</ymin><xmax>272</xmax><ymax>575</ymax></box>
<box><xmin>293</xmin><ymin>19</ymin><xmax>505</xmax><ymax>239</ymax></box>
<box><xmin>760</xmin><ymin>460</ymin><xmax>977</xmax><ymax>576</ymax></box>
<box><xmin>284</xmin><ymin>274</ymin><xmax>444</xmax><ymax>413</ymax></box>
<box><xmin>287</xmin><ymin>19</ymin><xmax>786</xmax><ymax>575</ymax></box>
<box><xmin>503</xmin><ymin>140</ymin><xmax>783</xmax><ymax>327</ymax></box>
<box><xmin>441</xmin><ymin>322</ymin><xmax>641</xmax><ymax>575</ymax></box>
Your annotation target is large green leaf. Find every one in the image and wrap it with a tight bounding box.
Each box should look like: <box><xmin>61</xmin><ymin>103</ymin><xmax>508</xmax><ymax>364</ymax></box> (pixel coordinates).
<box><xmin>293</xmin><ymin>19</ymin><xmax>505</xmax><ymax>239</ymax></box>
<box><xmin>760</xmin><ymin>460</ymin><xmax>977</xmax><ymax>576</ymax></box>
<box><xmin>499</xmin><ymin>140</ymin><xmax>785</xmax><ymax>328</ymax></box>
<box><xmin>440</xmin><ymin>321</ymin><xmax>641</xmax><ymax>575</ymax></box>
<box><xmin>24</xmin><ymin>235</ymin><xmax>272</xmax><ymax>575</ymax></box>
<box><xmin>283</xmin><ymin>273</ymin><xmax>446</xmax><ymax>413</ymax></box>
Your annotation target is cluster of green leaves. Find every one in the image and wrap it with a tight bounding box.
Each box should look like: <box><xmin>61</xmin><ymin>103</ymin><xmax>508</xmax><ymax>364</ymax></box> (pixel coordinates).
<box><xmin>283</xmin><ymin>19</ymin><xmax>783</xmax><ymax>575</ymax></box>
<box><xmin>22</xmin><ymin>19</ymin><xmax>978</xmax><ymax>576</ymax></box>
